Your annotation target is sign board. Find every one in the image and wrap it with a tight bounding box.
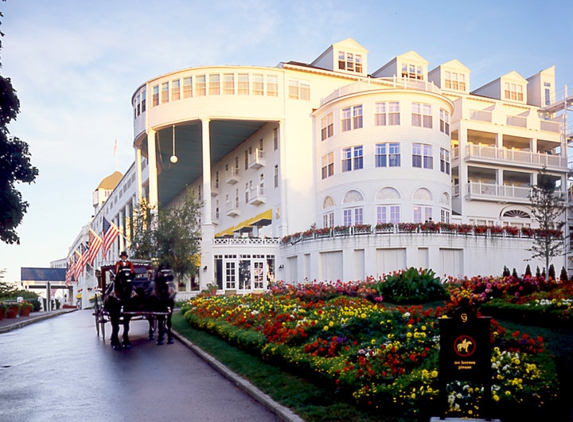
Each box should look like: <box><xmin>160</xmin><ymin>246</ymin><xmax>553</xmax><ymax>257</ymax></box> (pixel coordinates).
<box><xmin>438</xmin><ymin>305</ymin><xmax>492</xmax><ymax>419</ymax></box>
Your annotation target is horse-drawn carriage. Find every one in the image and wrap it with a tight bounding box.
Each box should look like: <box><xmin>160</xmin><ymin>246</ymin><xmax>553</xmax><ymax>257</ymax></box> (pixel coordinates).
<box><xmin>93</xmin><ymin>262</ymin><xmax>176</xmax><ymax>349</ymax></box>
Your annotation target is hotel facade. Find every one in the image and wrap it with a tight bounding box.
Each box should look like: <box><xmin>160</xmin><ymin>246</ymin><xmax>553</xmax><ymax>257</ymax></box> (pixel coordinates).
<box><xmin>71</xmin><ymin>38</ymin><xmax>571</xmax><ymax>301</ymax></box>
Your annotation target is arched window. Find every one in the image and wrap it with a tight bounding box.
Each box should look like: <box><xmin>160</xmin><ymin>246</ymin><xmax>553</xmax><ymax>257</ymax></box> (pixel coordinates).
<box><xmin>413</xmin><ymin>187</ymin><xmax>432</xmax><ymax>201</ymax></box>
<box><xmin>502</xmin><ymin>209</ymin><xmax>530</xmax><ymax>219</ymax></box>
<box><xmin>323</xmin><ymin>195</ymin><xmax>335</xmax><ymax>209</ymax></box>
<box><xmin>342</xmin><ymin>190</ymin><xmax>364</xmax><ymax>226</ymax></box>
<box><xmin>343</xmin><ymin>190</ymin><xmax>364</xmax><ymax>203</ymax></box>
<box><xmin>375</xmin><ymin>187</ymin><xmax>401</xmax><ymax>201</ymax></box>
<box><xmin>440</xmin><ymin>192</ymin><xmax>449</xmax><ymax>205</ymax></box>
<box><xmin>375</xmin><ymin>187</ymin><xmax>401</xmax><ymax>224</ymax></box>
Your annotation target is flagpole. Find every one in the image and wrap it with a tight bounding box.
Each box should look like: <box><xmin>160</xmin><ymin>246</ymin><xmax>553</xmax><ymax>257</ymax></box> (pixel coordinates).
<box><xmin>114</xmin><ymin>139</ymin><xmax>118</xmax><ymax>171</ymax></box>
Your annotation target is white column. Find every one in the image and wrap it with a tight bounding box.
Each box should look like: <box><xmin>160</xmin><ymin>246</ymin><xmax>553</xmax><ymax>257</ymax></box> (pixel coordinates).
<box><xmin>147</xmin><ymin>129</ymin><xmax>159</xmax><ymax>208</ymax></box>
<box><xmin>136</xmin><ymin>147</ymin><xmax>143</xmax><ymax>202</ymax></box>
<box><xmin>278</xmin><ymin>120</ymin><xmax>288</xmax><ymax>237</ymax></box>
<box><xmin>200</xmin><ymin>118</ymin><xmax>214</xmax><ymax>290</ymax></box>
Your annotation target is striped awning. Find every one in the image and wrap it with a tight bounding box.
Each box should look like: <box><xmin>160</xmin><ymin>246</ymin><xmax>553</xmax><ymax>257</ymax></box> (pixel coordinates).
<box><xmin>215</xmin><ymin>209</ymin><xmax>272</xmax><ymax>237</ymax></box>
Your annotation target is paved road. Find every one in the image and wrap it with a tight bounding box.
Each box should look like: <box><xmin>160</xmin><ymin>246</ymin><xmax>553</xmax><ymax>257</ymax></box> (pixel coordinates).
<box><xmin>0</xmin><ymin>310</ymin><xmax>284</xmax><ymax>422</ymax></box>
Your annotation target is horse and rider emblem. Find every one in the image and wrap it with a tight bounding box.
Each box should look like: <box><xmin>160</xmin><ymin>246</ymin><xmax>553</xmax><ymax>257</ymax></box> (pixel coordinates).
<box><xmin>453</xmin><ymin>335</ymin><xmax>476</xmax><ymax>357</ymax></box>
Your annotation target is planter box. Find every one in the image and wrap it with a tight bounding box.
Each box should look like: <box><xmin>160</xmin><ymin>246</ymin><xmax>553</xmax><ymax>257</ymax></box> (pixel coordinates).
<box><xmin>7</xmin><ymin>305</ymin><xmax>18</xmax><ymax>319</ymax></box>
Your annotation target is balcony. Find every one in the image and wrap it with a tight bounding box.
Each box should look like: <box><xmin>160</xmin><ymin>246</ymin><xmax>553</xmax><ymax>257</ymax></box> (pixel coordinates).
<box><xmin>248</xmin><ymin>149</ymin><xmax>266</xmax><ymax>169</ymax></box>
<box><xmin>506</xmin><ymin>115</ymin><xmax>527</xmax><ymax>128</ymax></box>
<box><xmin>211</xmin><ymin>184</ymin><xmax>219</xmax><ymax>197</ymax></box>
<box><xmin>226</xmin><ymin>168</ymin><xmax>240</xmax><ymax>184</ymax></box>
<box><xmin>464</xmin><ymin>181</ymin><xmax>531</xmax><ymax>203</ymax></box>
<box><xmin>248</xmin><ymin>186</ymin><xmax>266</xmax><ymax>206</ymax></box>
<box><xmin>460</xmin><ymin>144</ymin><xmax>567</xmax><ymax>171</ymax></box>
<box><xmin>226</xmin><ymin>203</ymin><xmax>241</xmax><ymax>217</ymax></box>
<box><xmin>469</xmin><ymin>109</ymin><xmax>492</xmax><ymax>123</ymax></box>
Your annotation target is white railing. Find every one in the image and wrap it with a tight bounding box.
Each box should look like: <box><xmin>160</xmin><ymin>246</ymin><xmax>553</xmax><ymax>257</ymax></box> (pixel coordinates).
<box><xmin>469</xmin><ymin>109</ymin><xmax>492</xmax><ymax>122</ymax></box>
<box><xmin>466</xmin><ymin>181</ymin><xmax>531</xmax><ymax>201</ymax></box>
<box><xmin>506</xmin><ymin>115</ymin><xmax>527</xmax><ymax>128</ymax></box>
<box><xmin>320</xmin><ymin>77</ymin><xmax>441</xmax><ymax>105</ymax></box>
<box><xmin>463</xmin><ymin>144</ymin><xmax>567</xmax><ymax>169</ymax></box>
<box><xmin>213</xmin><ymin>237</ymin><xmax>280</xmax><ymax>245</ymax></box>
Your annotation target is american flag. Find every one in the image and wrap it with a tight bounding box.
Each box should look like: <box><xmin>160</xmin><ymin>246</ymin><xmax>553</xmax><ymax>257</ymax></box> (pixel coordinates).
<box><xmin>65</xmin><ymin>256</ymin><xmax>73</xmax><ymax>286</ymax></box>
<box><xmin>69</xmin><ymin>249</ymin><xmax>81</xmax><ymax>282</ymax></box>
<box><xmin>84</xmin><ymin>228</ymin><xmax>103</xmax><ymax>266</ymax></box>
<box><xmin>102</xmin><ymin>217</ymin><xmax>120</xmax><ymax>258</ymax></box>
<box><xmin>76</xmin><ymin>243</ymin><xmax>87</xmax><ymax>278</ymax></box>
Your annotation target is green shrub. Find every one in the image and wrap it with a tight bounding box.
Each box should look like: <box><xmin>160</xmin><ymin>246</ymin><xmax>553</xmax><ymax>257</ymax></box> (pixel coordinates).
<box><xmin>377</xmin><ymin>267</ymin><xmax>448</xmax><ymax>304</ymax></box>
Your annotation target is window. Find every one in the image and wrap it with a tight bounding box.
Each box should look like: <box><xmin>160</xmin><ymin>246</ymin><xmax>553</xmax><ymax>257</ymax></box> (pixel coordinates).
<box><xmin>377</xmin><ymin>205</ymin><xmax>401</xmax><ymax>224</ymax></box>
<box><xmin>504</xmin><ymin>82</ymin><xmax>524</xmax><ymax>101</ymax></box>
<box><xmin>253</xmin><ymin>74</ymin><xmax>264</xmax><ymax>95</ymax></box>
<box><xmin>341</xmin><ymin>107</ymin><xmax>351</xmax><ymax>132</ymax></box>
<box><xmin>321</xmin><ymin>113</ymin><xmax>334</xmax><ymax>140</ymax></box>
<box><xmin>196</xmin><ymin>75</ymin><xmax>206</xmax><ymax>96</ymax></box>
<box><xmin>152</xmin><ymin>85</ymin><xmax>159</xmax><ymax>106</ymax></box>
<box><xmin>439</xmin><ymin>109</ymin><xmax>450</xmax><ymax>135</ymax></box>
<box><xmin>401</xmin><ymin>62</ymin><xmax>424</xmax><ymax>80</ymax></box>
<box><xmin>171</xmin><ymin>79</ymin><xmax>180</xmax><ymax>101</ymax></box>
<box><xmin>389</xmin><ymin>102</ymin><xmax>400</xmax><ymax>125</ymax></box>
<box><xmin>238</xmin><ymin>74</ymin><xmax>249</xmax><ymax>95</ymax></box>
<box><xmin>441</xmin><ymin>209</ymin><xmax>450</xmax><ymax>223</ymax></box>
<box><xmin>183</xmin><ymin>77</ymin><xmax>193</xmax><ymax>98</ymax></box>
<box><xmin>223</xmin><ymin>73</ymin><xmax>235</xmax><ymax>95</ymax></box>
<box><xmin>245</xmin><ymin>183</ymin><xmax>249</xmax><ymax>203</ymax></box>
<box><xmin>267</xmin><ymin>75</ymin><xmax>278</xmax><ymax>97</ymax></box>
<box><xmin>413</xmin><ymin>143</ymin><xmax>433</xmax><ymax>169</ymax></box>
<box><xmin>321</xmin><ymin>152</ymin><xmax>334</xmax><ymax>179</ymax></box>
<box><xmin>413</xmin><ymin>206</ymin><xmax>433</xmax><ymax>223</ymax></box>
<box><xmin>323</xmin><ymin>212</ymin><xmax>334</xmax><ymax>228</ymax></box>
<box><xmin>412</xmin><ymin>103</ymin><xmax>432</xmax><ymax>128</ymax></box>
<box><xmin>161</xmin><ymin>82</ymin><xmax>169</xmax><ymax>103</ymax></box>
<box><xmin>440</xmin><ymin>148</ymin><xmax>450</xmax><ymax>174</ymax></box>
<box><xmin>141</xmin><ymin>90</ymin><xmax>146</xmax><ymax>112</ymax></box>
<box><xmin>288</xmin><ymin>80</ymin><xmax>310</xmax><ymax>100</ymax></box>
<box><xmin>288</xmin><ymin>80</ymin><xmax>299</xmax><ymax>99</ymax></box>
<box><xmin>342</xmin><ymin>105</ymin><xmax>362</xmax><ymax>131</ymax></box>
<box><xmin>375</xmin><ymin>101</ymin><xmax>402</xmax><ymax>125</ymax></box>
<box><xmin>343</xmin><ymin>208</ymin><xmax>364</xmax><ymax>226</ymax></box>
<box><xmin>338</xmin><ymin>51</ymin><xmax>363</xmax><ymax>73</ymax></box>
<box><xmin>274</xmin><ymin>165</ymin><xmax>278</xmax><ymax>188</ymax></box>
<box><xmin>273</xmin><ymin>128</ymin><xmax>278</xmax><ymax>150</ymax></box>
<box><xmin>342</xmin><ymin>146</ymin><xmax>363</xmax><ymax>172</ymax></box>
<box><xmin>376</xmin><ymin>143</ymin><xmax>400</xmax><ymax>167</ymax></box>
<box><xmin>353</xmin><ymin>105</ymin><xmax>363</xmax><ymax>129</ymax></box>
<box><xmin>544</xmin><ymin>82</ymin><xmax>551</xmax><ymax>106</ymax></box>
<box><xmin>209</xmin><ymin>74</ymin><xmax>220</xmax><ymax>95</ymax></box>
<box><xmin>300</xmin><ymin>81</ymin><xmax>310</xmax><ymax>100</ymax></box>
<box><xmin>444</xmin><ymin>71</ymin><xmax>466</xmax><ymax>91</ymax></box>
<box><xmin>244</xmin><ymin>150</ymin><xmax>249</xmax><ymax>170</ymax></box>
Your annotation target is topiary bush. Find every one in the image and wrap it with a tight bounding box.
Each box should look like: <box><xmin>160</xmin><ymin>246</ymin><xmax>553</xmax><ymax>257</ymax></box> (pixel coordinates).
<box><xmin>377</xmin><ymin>267</ymin><xmax>448</xmax><ymax>304</ymax></box>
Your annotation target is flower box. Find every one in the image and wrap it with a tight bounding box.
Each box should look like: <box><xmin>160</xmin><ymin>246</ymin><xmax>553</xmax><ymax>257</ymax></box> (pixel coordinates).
<box><xmin>7</xmin><ymin>304</ymin><xmax>18</xmax><ymax>319</ymax></box>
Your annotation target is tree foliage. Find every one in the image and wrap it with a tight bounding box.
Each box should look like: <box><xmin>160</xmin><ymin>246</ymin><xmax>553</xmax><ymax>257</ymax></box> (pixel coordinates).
<box><xmin>0</xmin><ymin>7</ymin><xmax>39</xmax><ymax>244</ymax></box>
<box><xmin>528</xmin><ymin>168</ymin><xmax>566</xmax><ymax>275</ymax></box>
<box><xmin>130</xmin><ymin>188</ymin><xmax>202</xmax><ymax>284</ymax></box>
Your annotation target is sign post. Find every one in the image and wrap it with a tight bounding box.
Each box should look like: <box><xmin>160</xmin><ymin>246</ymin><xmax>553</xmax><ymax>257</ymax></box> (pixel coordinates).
<box><xmin>435</xmin><ymin>304</ymin><xmax>494</xmax><ymax>421</ymax></box>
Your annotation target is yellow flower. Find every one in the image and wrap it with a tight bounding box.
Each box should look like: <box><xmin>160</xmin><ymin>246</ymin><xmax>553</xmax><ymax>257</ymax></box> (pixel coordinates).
<box><xmin>323</xmin><ymin>325</ymin><xmax>329</xmax><ymax>331</ymax></box>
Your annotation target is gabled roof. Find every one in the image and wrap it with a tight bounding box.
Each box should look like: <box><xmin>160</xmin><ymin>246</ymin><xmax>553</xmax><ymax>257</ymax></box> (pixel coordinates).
<box><xmin>499</xmin><ymin>70</ymin><xmax>527</xmax><ymax>83</ymax></box>
<box><xmin>437</xmin><ymin>59</ymin><xmax>470</xmax><ymax>72</ymax></box>
<box><xmin>311</xmin><ymin>37</ymin><xmax>368</xmax><ymax>66</ymax></box>
<box><xmin>396</xmin><ymin>50</ymin><xmax>428</xmax><ymax>65</ymax></box>
<box><xmin>96</xmin><ymin>171</ymin><xmax>123</xmax><ymax>191</ymax></box>
<box><xmin>20</xmin><ymin>267</ymin><xmax>67</xmax><ymax>282</ymax></box>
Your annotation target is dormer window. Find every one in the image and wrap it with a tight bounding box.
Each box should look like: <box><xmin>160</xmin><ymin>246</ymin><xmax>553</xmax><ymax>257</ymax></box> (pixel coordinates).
<box><xmin>401</xmin><ymin>63</ymin><xmax>423</xmax><ymax>80</ymax></box>
<box><xmin>444</xmin><ymin>71</ymin><xmax>466</xmax><ymax>91</ymax></box>
<box><xmin>338</xmin><ymin>51</ymin><xmax>363</xmax><ymax>73</ymax></box>
<box><xmin>504</xmin><ymin>82</ymin><xmax>524</xmax><ymax>101</ymax></box>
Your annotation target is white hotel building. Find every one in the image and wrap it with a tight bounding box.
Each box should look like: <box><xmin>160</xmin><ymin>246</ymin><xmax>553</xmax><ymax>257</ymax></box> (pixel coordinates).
<box><xmin>76</xmin><ymin>38</ymin><xmax>571</xmax><ymax>299</ymax></box>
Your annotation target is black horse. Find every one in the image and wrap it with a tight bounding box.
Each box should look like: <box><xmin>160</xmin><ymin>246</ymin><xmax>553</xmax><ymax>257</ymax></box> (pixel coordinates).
<box><xmin>149</xmin><ymin>268</ymin><xmax>177</xmax><ymax>345</ymax></box>
<box><xmin>103</xmin><ymin>267</ymin><xmax>136</xmax><ymax>350</ymax></box>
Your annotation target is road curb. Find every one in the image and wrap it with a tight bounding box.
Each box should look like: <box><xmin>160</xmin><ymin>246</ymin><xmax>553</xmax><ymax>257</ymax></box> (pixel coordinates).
<box><xmin>172</xmin><ymin>330</ymin><xmax>305</xmax><ymax>422</ymax></box>
<box><xmin>0</xmin><ymin>309</ymin><xmax>77</xmax><ymax>334</ymax></box>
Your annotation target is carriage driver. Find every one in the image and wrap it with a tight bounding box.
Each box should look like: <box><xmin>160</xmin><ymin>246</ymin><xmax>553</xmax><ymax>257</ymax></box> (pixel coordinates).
<box><xmin>115</xmin><ymin>251</ymin><xmax>134</xmax><ymax>274</ymax></box>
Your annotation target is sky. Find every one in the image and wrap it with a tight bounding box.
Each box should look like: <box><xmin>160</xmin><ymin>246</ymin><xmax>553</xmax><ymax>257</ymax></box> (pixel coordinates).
<box><xmin>1</xmin><ymin>0</ymin><xmax>572</xmax><ymax>284</ymax></box>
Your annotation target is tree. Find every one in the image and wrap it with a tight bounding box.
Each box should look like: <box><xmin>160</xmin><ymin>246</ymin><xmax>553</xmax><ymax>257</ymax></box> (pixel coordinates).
<box><xmin>528</xmin><ymin>168</ymin><xmax>566</xmax><ymax>275</ymax></box>
<box><xmin>130</xmin><ymin>188</ymin><xmax>202</xmax><ymax>287</ymax></box>
<box><xmin>0</xmin><ymin>7</ymin><xmax>39</xmax><ymax>244</ymax></box>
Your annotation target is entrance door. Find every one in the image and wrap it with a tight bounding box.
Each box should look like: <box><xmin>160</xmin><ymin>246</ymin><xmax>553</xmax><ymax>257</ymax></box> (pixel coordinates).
<box><xmin>238</xmin><ymin>258</ymin><xmax>252</xmax><ymax>292</ymax></box>
<box><xmin>253</xmin><ymin>260</ymin><xmax>264</xmax><ymax>290</ymax></box>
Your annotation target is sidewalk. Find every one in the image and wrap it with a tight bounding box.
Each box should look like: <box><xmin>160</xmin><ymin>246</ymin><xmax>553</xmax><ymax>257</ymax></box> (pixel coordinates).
<box><xmin>0</xmin><ymin>308</ymin><xmax>77</xmax><ymax>334</ymax></box>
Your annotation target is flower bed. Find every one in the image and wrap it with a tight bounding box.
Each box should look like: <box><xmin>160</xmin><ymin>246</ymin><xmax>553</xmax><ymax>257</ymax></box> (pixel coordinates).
<box><xmin>182</xmin><ymin>280</ymin><xmax>559</xmax><ymax>419</ymax></box>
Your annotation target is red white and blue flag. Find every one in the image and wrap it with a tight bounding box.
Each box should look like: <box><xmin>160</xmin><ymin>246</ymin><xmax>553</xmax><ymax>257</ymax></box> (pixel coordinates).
<box><xmin>84</xmin><ymin>228</ymin><xmax>103</xmax><ymax>266</ymax></box>
<box><xmin>102</xmin><ymin>217</ymin><xmax>120</xmax><ymax>258</ymax></box>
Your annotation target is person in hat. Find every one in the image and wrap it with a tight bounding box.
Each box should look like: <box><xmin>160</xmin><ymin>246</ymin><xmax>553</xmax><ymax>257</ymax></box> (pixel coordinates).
<box><xmin>115</xmin><ymin>251</ymin><xmax>134</xmax><ymax>274</ymax></box>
